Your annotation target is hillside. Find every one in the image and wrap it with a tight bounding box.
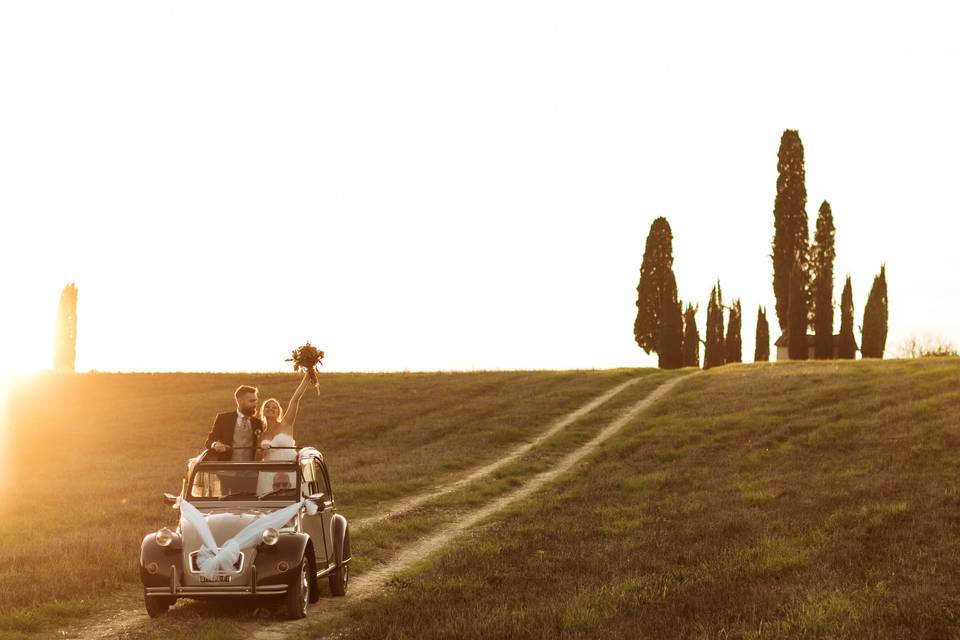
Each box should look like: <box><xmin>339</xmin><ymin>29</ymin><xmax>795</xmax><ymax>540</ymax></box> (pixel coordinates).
<box><xmin>2</xmin><ymin>360</ymin><xmax>958</xmax><ymax>639</ymax></box>
<box><xmin>0</xmin><ymin>368</ymin><xmax>648</xmax><ymax>636</ymax></box>
<box><xmin>312</xmin><ymin>359</ymin><xmax>960</xmax><ymax>639</ymax></box>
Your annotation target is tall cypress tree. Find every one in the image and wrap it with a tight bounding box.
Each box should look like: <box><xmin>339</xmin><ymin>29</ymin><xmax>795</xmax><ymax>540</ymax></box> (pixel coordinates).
<box><xmin>681</xmin><ymin>303</ymin><xmax>700</xmax><ymax>368</ymax></box>
<box><xmin>861</xmin><ymin>265</ymin><xmax>888</xmax><ymax>358</ymax></box>
<box><xmin>788</xmin><ymin>263</ymin><xmax>808</xmax><ymax>360</ymax></box>
<box><xmin>657</xmin><ymin>276</ymin><xmax>684</xmax><ymax>369</ymax></box>
<box><xmin>837</xmin><ymin>275</ymin><xmax>857</xmax><ymax>359</ymax></box>
<box><xmin>704</xmin><ymin>287</ymin><xmax>719</xmax><ymax>369</ymax></box>
<box><xmin>811</xmin><ymin>200</ymin><xmax>836</xmax><ymax>359</ymax></box>
<box><xmin>634</xmin><ymin>217</ymin><xmax>674</xmax><ymax>354</ymax></box>
<box><xmin>725</xmin><ymin>299</ymin><xmax>742</xmax><ymax>363</ymax></box>
<box><xmin>755</xmin><ymin>306</ymin><xmax>770</xmax><ymax>362</ymax></box>
<box><xmin>704</xmin><ymin>282</ymin><xmax>726</xmax><ymax>369</ymax></box>
<box><xmin>658</xmin><ymin>301</ymin><xmax>684</xmax><ymax>370</ymax></box>
<box><xmin>772</xmin><ymin>130</ymin><xmax>809</xmax><ymax>333</ymax></box>
<box><xmin>53</xmin><ymin>283</ymin><xmax>78</xmax><ymax>372</ymax></box>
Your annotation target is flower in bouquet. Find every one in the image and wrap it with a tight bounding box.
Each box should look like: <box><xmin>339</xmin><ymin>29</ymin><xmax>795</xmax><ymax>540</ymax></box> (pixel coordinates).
<box><xmin>286</xmin><ymin>342</ymin><xmax>324</xmax><ymax>394</ymax></box>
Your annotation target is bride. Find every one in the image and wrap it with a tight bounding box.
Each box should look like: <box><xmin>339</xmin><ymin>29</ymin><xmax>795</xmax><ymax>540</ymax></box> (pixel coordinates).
<box><xmin>256</xmin><ymin>371</ymin><xmax>312</xmax><ymax>494</ymax></box>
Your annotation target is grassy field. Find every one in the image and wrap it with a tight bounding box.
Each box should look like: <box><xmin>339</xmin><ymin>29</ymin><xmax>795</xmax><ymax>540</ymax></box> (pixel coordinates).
<box><xmin>343</xmin><ymin>370</ymin><xmax>680</xmax><ymax>578</ymax></box>
<box><xmin>0</xmin><ymin>368</ymin><xmax>645</xmax><ymax>636</ymax></box>
<box><xmin>120</xmin><ymin>370</ymin><xmax>682</xmax><ymax>640</ymax></box>
<box><xmin>318</xmin><ymin>359</ymin><xmax>960</xmax><ymax>639</ymax></box>
<box><xmin>4</xmin><ymin>359</ymin><xmax>957</xmax><ymax>640</ymax></box>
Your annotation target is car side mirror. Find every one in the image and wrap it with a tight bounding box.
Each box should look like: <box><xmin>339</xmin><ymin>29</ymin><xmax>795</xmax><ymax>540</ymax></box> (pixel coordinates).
<box><xmin>163</xmin><ymin>492</ymin><xmax>178</xmax><ymax>506</ymax></box>
<box><xmin>308</xmin><ymin>492</ymin><xmax>326</xmax><ymax>503</ymax></box>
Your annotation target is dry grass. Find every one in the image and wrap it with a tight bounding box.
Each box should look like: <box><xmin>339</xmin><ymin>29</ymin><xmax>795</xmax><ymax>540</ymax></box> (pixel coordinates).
<box><xmin>344</xmin><ymin>371</ymin><xmax>681</xmax><ymax>577</ymax></box>
<box><xmin>0</xmin><ymin>368</ymin><xmax>643</xmax><ymax>632</ymax></box>
<box><xmin>326</xmin><ymin>359</ymin><xmax>960</xmax><ymax>639</ymax></box>
<box><xmin>123</xmin><ymin>371</ymin><xmax>681</xmax><ymax>640</ymax></box>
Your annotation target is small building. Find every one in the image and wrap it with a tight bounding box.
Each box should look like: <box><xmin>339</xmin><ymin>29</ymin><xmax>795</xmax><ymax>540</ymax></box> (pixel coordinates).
<box><xmin>774</xmin><ymin>333</ymin><xmax>850</xmax><ymax>361</ymax></box>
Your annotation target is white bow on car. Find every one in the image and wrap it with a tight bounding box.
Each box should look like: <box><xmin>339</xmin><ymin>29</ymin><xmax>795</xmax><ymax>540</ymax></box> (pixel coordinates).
<box><xmin>177</xmin><ymin>498</ymin><xmax>319</xmax><ymax>579</ymax></box>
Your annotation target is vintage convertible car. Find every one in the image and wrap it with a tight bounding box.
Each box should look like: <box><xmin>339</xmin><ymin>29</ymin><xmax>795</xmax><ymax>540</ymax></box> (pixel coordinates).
<box><xmin>139</xmin><ymin>446</ymin><xmax>351</xmax><ymax>619</ymax></box>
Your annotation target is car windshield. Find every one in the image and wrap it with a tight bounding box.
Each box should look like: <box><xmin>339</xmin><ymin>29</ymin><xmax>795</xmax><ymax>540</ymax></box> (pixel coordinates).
<box><xmin>189</xmin><ymin>465</ymin><xmax>301</xmax><ymax>500</ymax></box>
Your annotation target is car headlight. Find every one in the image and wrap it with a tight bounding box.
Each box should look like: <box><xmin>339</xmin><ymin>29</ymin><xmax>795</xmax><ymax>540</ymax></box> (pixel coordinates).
<box><xmin>261</xmin><ymin>528</ymin><xmax>279</xmax><ymax>546</ymax></box>
<box><xmin>156</xmin><ymin>527</ymin><xmax>175</xmax><ymax>547</ymax></box>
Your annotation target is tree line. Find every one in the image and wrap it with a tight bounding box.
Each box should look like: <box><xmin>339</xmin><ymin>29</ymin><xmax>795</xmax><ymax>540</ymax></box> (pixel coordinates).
<box><xmin>634</xmin><ymin>129</ymin><xmax>889</xmax><ymax>369</ymax></box>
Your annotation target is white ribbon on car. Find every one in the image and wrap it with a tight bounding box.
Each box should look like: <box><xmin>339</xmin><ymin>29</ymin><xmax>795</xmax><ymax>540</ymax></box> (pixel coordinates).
<box><xmin>177</xmin><ymin>498</ymin><xmax>319</xmax><ymax>579</ymax></box>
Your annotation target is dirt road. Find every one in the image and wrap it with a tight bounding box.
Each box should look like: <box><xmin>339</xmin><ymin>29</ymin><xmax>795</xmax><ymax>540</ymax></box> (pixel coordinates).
<box><xmin>351</xmin><ymin>375</ymin><xmax>643</xmax><ymax>531</ymax></box>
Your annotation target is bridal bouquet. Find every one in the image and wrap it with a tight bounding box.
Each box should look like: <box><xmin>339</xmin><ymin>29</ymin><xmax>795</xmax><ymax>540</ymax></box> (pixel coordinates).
<box><xmin>287</xmin><ymin>342</ymin><xmax>324</xmax><ymax>394</ymax></box>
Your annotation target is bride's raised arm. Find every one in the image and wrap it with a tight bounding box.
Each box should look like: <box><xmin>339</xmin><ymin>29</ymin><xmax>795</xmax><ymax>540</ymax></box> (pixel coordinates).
<box><xmin>283</xmin><ymin>371</ymin><xmax>312</xmax><ymax>428</ymax></box>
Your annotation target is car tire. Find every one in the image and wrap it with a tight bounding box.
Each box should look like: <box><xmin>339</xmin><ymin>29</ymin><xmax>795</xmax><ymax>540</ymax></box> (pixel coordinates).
<box><xmin>329</xmin><ymin>527</ymin><xmax>350</xmax><ymax>597</ymax></box>
<box><xmin>328</xmin><ymin>561</ymin><xmax>348</xmax><ymax>597</ymax></box>
<box><xmin>307</xmin><ymin>556</ymin><xmax>321</xmax><ymax>604</ymax></box>
<box><xmin>144</xmin><ymin>594</ymin><xmax>172</xmax><ymax>618</ymax></box>
<box><xmin>284</xmin><ymin>557</ymin><xmax>309</xmax><ymax>619</ymax></box>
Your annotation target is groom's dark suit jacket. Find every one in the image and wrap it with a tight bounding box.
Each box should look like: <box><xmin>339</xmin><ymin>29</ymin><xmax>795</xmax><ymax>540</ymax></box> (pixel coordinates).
<box><xmin>205</xmin><ymin>411</ymin><xmax>264</xmax><ymax>461</ymax></box>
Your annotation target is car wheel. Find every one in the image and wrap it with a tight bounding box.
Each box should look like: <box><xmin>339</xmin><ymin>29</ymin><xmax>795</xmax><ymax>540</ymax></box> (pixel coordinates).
<box><xmin>144</xmin><ymin>594</ymin><xmax>172</xmax><ymax>618</ymax></box>
<box><xmin>329</xmin><ymin>527</ymin><xmax>350</xmax><ymax>597</ymax></box>
<box><xmin>307</xmin><ymin>555</ymin><xmax>321</xmax><ymax>604</ymax></box>
<box><xmin>328</xmin><ymin>561</ymin><xmax>348</xmax><ymax>597</ymax></box>
<box><xmin>284</xmin><ymin>557</ymin><xmax>309</xmax><ymax>619</ymax></box>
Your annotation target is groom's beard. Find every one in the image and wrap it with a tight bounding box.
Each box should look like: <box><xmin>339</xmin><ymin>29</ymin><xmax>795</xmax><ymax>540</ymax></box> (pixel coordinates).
<box><xmin>240</xmin><ymin>406</ymin><xmax>257</xmax><ymax>417</ymax></box>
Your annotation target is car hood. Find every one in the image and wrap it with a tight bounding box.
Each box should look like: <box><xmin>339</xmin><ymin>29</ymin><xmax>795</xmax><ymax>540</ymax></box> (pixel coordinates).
<box><xmin>180</xmin><ymin>508</ymin><xmax>289</xmax><ymax>551</ymax></box>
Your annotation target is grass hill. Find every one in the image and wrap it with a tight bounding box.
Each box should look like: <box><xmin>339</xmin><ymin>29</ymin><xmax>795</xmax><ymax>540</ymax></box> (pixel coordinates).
<box><xmin>0</xmin><ymin>368</ymin><xmax>643</xmax><ymax>635</ymax></box>
<box><xmin>319</xmin><ymin>359</ymin><xmax>960</xmax><ymax>639</ymax></box>
<box><xmin>2</xmin><ymin>359</ymin><xmax>959</xmax><ymax>639</ymax></box>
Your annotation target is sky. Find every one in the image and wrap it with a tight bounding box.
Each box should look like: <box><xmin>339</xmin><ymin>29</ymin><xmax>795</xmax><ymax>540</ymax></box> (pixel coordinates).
<box><xmin>1</xmin><ymin>1</ymin><xmax>958</xmax><ymax>374</ymax></box>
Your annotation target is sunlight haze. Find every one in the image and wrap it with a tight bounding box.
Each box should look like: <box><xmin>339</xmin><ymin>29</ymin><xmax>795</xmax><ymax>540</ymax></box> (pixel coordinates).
<box><xmin>1</xmin><ymin>1</ymin><xmax>958</xmax><ymax>374</ymax></box>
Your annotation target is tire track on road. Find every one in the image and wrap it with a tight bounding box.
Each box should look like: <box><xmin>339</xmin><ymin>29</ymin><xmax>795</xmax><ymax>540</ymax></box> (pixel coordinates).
<box><xmin>352</xmin><ymin>375</ymin><xmax>645</xmax><ymax>531</ymax></box>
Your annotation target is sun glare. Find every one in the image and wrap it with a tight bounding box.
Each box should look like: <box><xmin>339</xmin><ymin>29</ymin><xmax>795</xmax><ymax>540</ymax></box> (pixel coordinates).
<box><xmin>0</xmin><ymin>319</ymin><xmax>51</xmax><ymax>378</ymax></box>
<box><xmin>0</xmin><ymin>351</ymin><xmax>45</xmax><ymax>379</ymax></box>
<box><xmin>0</xmin><ymin>373</ymin><xmax>10</xmax><ymax>492</ymax></box>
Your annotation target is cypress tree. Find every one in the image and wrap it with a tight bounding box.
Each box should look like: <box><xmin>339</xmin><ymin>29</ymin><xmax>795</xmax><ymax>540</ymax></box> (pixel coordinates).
<box><xmin>772</xmin><ymin>130</ymin><xmax>810</xmax><ymax>332</ymax></box>
<box><xmin>837</xmin><ymin>275</ymin><xmax>857</xmax><ymax>359</ymax></box>
<box><xmin>704</xmin><ymin>282</ymin><xmax>726</xmax><ymax>369</ymax></box>
<box><xmin>861</xmin><ymin>265</ymin><xmax>889</xmax><ymax>358</ymax></box>
<box><xmin>811</xmin><ymin>200</ymin><xmax>836</xmax><ymax>358</ymax></box>
<box><xmin>725</xmin><ymin>299</ymin><xmax>742</xmax><ymax>363</ymax></box>
<box><xmin>704</xmin><ymin>287</ymin><xmax>719</xmax><ymax>369</ymax></box>
<box><xmin>657</xmin><ymin>275</ymin><xmax>684</xmax><ymax>369</ymax></box>
<box><xmin>755</xmin><ymin>306</ymin><xmax>770</xmax><ymax>362</ymax></box>
<box><xmin>634</xmin><ymin>217</ymin><xmax>674</xmax><ymax>354</ymax></box>
<box><xmin>788</xmin><ymin>263</ymin><xmax>808</xmax><ymax>360</ymax></box>
<box><xmin>53</xmin><ymin>283</ymin><xmax>78</xmax><ymax>372</ymax></box>
<box><xmin>681</xmin><ymin>303</ymin><xmax>700</xmax><ymax>368</ymax></box>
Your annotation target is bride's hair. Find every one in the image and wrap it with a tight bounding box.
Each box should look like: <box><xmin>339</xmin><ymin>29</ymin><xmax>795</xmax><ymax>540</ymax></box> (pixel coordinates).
<box><xmin>260</xmin><ymin>398</ymin><xmax>283</xmax><ymax>424</ymax></box>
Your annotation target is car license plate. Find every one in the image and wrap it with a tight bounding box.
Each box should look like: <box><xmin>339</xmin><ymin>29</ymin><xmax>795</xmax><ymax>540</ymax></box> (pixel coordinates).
<box><xmin>200</xmin><ymin>575</ymin><xmax>231</xmax><ymax>583</ymax></box>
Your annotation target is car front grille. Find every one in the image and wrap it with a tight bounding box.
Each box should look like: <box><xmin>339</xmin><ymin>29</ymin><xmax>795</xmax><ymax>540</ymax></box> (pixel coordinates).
<box><xmin>188</xmin><ymin>551</ymin><xmax>244</xmax><ymax>574</ymax></box>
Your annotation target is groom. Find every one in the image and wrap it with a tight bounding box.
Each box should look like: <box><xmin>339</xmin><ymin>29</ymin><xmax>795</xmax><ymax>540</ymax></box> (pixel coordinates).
<box><xmin>205</xmin><ymin>385</ymin><xmax>264</xmax><ymax>461</ymax></box>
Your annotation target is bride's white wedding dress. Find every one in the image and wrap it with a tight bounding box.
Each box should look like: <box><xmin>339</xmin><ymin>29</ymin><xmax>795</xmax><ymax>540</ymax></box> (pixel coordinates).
<box><xmin>256</xmin><ymin>432</ymin><xmax>297</xmax><ymax>495</ymax></box>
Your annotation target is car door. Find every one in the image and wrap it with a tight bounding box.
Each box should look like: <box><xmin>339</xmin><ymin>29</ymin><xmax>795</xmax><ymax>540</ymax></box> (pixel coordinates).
<box><xmin>316</xmin><ymin>460</ymin><xmax>336</xmax><ymax>568</ymax></box>
<box><xmin>299</xmin><ymin>458</ymin><xmax>328</xmax><ymax>567</ymax></box>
